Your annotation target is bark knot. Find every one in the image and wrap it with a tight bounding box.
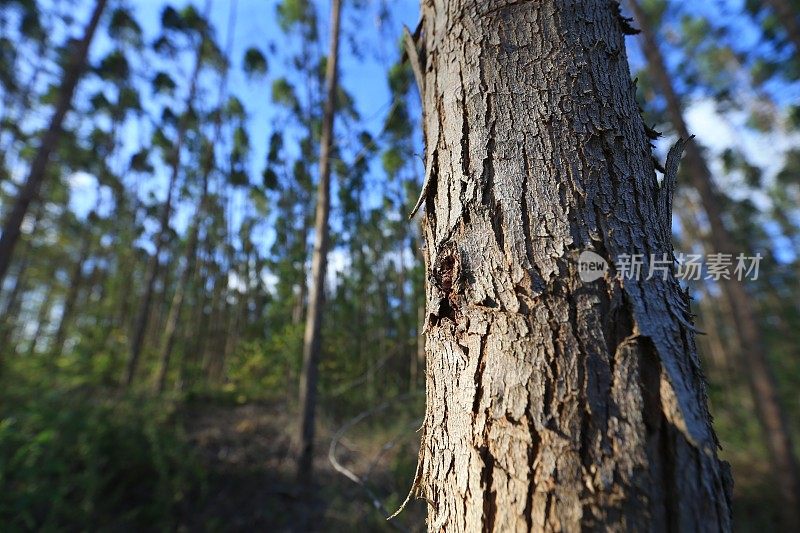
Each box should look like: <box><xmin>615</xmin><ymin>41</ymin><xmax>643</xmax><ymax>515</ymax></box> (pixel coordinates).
<box><xmin>429</xmin><ymin>242</ymin><xmax>464</xmax><ymax>326</ymax></box>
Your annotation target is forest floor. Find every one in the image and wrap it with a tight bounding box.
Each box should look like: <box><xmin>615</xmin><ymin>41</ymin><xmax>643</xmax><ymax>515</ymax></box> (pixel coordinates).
<box><xmin>178</xmin><ymin>400</ymin><xmax>427</xmax><ymax>532</ymax></box>
<box><xmin>175</xmin><ymin>399</ymin><xmax>783</xmax><ymax>532</ymax></box>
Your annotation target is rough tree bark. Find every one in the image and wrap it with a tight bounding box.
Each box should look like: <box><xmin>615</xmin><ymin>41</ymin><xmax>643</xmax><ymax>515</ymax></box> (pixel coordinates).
<box><xmin>0</xmin><ymin>0</ymin><xmax>107</xmax><ymax>286</ymax></box>
<box><xmin>408</xmin><ymin>1</ymin><xmax>732</xmax><ymax>530</ymax></box>
<box><xmin>629</xmin><ymin>1</ymin><xmax>800</xmax><ymax>526</ymax></box>
<box><xmin>297</xmin><ymin>0</ymin><xmax>343</xmax><ymax>483</ymax></box>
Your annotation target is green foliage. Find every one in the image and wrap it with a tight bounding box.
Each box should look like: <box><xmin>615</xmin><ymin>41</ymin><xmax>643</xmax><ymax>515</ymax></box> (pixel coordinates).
<box><xmin>388</xmin><ymin>61</ymin><xmax>412</xmax><ymax>96</ymax></box>
<box><xmin>0</xmin><ymin>389</ymin><xmax>205</xmax><ymax>530</ymax></box>
<box><xmin>276</xmin><ymin>0</ymin><xmax>311</xmax><ymax>32</ymax></box>
<box><xmin>129</xmin><ymin>148</ymin><xmax>153</xmax><ymax>173</ymax></box>
<box><xmin>243</xmin><ymin>47</ymin><xmax>268</xmax><ymax>78</ymax></box>
<box><xmin>226</xmin><ymin>95</ymin><xmax>245</xmax><ymax>118</ymax></box>
<box><xmin>271</xmin><ymin>77</ymin><xmax>299</xmax><ymax>111</ymax></box>
<box><xmin>108</xmin><ymin>8</ymin><xmax>142</xmax><ymax>46</ymax></box>
<box><xmin>152</xmin><ymin>71</ymin><xmax>177</xmax><ymax>94</ymax></box>
<box><xmin>226</xmin><ymin>332</ymin><xmax>302</xmax><ymax>400</ymax></box>
<box><xmin>383</xmin><ymin>102</ymin><xmax>412</xmax><ymax>141</ymax></box>
<box><xmin>96</xmin><ymin>50</ymin><xmax>130</xmax><ymax>82</ymax></box>
<box><xmin>381</xmin><ymin>147</ymin><xmax>404</xmax><ymax>178</ymax></box>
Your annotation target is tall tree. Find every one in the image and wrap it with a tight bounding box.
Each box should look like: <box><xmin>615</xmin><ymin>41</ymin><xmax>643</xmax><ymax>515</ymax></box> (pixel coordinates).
<box><xmin>407</xmin><ymin>1</ymin><xmax>732</xmax><ymax>529</ymax></box>
<box><xmin>628</xmin><ymin>1</ymin><xmax>800</xmax><ymax>525</ymax></box>
<box><xmin>152</xmin><ymin>2</ymin><xmax>245</xmax><ymax>394</ymax></box>
<box><xmin>0</xmin><ymin>0</ymin><xmax>107</xmax><ymax>286</ymax></box>
<box><xmin>297</xmin><ymin>0</ymin><xmax>343</xmax><ymax>482</ymax></box>
<box><xmin>49</xmin><ymin>215</ymin><xmax>93</xmax><ymax>360</ymax></box>
<box><xmin>123</xmin><ymin>4</ymin><xmax>211</xmax><ymax>387</ymax></box>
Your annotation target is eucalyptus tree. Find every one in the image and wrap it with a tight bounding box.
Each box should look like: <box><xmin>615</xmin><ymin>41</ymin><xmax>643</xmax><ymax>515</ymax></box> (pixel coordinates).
<box><xmin>152</xmin><ymin>18</ymin><xmax>264</xmax><ymax>392</ymax></box>
<box><xmin>0</xmin><ymin>0</ymin><xmax>52</xmax><ymax>182</ymax></box>
<box><xmin>50</xmin><ymin>29</ymin><xmax>141</xmax><ymax>361</ymax></box>
<box><xmin>155</xmin><ymin>6</ymin><xmax>242</xmax><ymax>393</ymax></box>
<box><xmin>296</xmin><ymin>0</ymin><xmax>343</xmax><ymax>483</ymax></box>
<box><xmin>404</xmin><ymin>1</ymin><xmax>732</xmax><ymax>529</ymax></box>
<box><xmin>123</xmin><ymin>3</ymin><xmax>218</xmax><ymax>387</ymax></box>
<box><xmin>0</xmin><ymin>0</ymin><xmax>107</xmax><ymax>286</ymax></box>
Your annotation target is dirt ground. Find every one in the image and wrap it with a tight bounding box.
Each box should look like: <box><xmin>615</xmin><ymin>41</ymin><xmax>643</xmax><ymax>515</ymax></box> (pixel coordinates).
<box><xmin>178</xmin><ymin>402</ymin><xmax>426</xmax><ymax>532</ymax></box>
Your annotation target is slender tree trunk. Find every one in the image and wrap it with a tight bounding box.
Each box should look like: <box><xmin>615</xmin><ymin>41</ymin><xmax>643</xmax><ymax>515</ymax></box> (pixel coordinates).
<box><xmin>154</xmin><ymin>132</ymin><xmax>221</xmax><ymax>392</ymax></box>
<box><xmin>764</xmin><ymin>0</ymin><xmax>800</xmax><ymax>53</ymax></box>
<box><xmin>675</xmin><ymin>197</ymin><xmax>731</xmax><ymax>372</ymax></box>
<box><xmin>50</xmin><ymin>232</ymin><xmax>91</xmax><ymax>360</ymax></box>
<box><xmin>0</xmin><ymin>256</ymin><xmax>28</xmax><ymax>351</ymax></box>
<box><xmin>178</xmin><ymin>261</ymin><xmax>210</xmax><ymax>392</ymax></box>
<box><xmin>411</xmin><ymin>2</ymin><xmax>732</xmax><ymax>530</ymax></box>
<box><xmin>0</xmin><ymin>0</ymin><xmax>107</xmax><ymax>286</ymax></box>
<box><xmin>203</xmin><ymin>272</ymin><xmax>226</xmax><ymax>382</ymax></box>
<box><xmin>630</xmin><ymin>1</ymin><xmax>800</xmax><ymax>525</ymax></box>
<box><xmin>154</xmin><ymin>214</ymin><xmax>202</xmax><ymax>393</ymax></box>
<box><xmin>123</xmin><ymin>38</ymin><xmax>204</xmax><ymax>388</ymax></box>
<box><xmin>0</xmin><ymin>203</ymin><xmax>52</xmax><ymax>360</ymax></box>
<box><xmin>297</xmin><ymin>0</ymin><xmax>343</xmax><ymax>483</ymax></box>
<box><xmin>222</xmin><ymin>288</ymin><xmax>244</xmax><ymax>371</ymax></box>
<box><xmin>696</xmin><ymin>287</ymin><xmax>730</xmax><ymax>371</ymax></box>
<box><xmin>28</xmin><ymin>275</ymin><xmax>57</xmax><ymax>357</ymax></box>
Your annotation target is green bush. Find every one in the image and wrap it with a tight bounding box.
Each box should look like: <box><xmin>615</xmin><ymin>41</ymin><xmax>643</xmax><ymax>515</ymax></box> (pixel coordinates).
<box><xmin>0</xmin><ymin>390</ymin><xmax>205</xmax><ymax>530</ymax></box>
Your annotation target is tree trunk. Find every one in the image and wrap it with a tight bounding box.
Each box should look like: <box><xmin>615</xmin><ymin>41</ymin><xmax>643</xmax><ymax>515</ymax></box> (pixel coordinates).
<box><xmin>28</xmin><ymin>273</ymin><xmax>58</xmax><ymax>357</ymax></box>
<box><xmin>204</xmin><ymin>272</ymin><xmax>227</xmax><ymax>382</ymax></box>
<box><xmin>296</xmin><ymin>0</ymin><xmax>343</xmax><ymax>483</ymax></box>
<box><xmin>123</xmin><ymin>38</ymin><xmax>204</xmax><ymax>388</ymax></box>
<box><xmin>675</xmin><ymin>196</ymin><xmax>732</xmax><ymax>372</ymax></box>
<box><xmin>50</xmin><ymin>231</ymin><xmax>91</xmax><ymax>360</ymax></box>
<box><xmin>179</xmin><ymin>260</ymin><xmax>211</xmax><ymax>392</ymax></box>
<box><xmin>629</xmin><ymin>1</ymin><xmax>800</xmax><ymax>525</ymax></box>
<box><xmin>153</xmin><ymin>120</ymin><xmax>224</xmax><ymax>392</ymax></box>
<box><xmin>0</xmin><ymin>256</ymin><xmax>28</xmax><ymax>354</ymax></box>
<box><xmin>0</xmin><ymin>0</ymin><xmax>107</xmax><ymax>286</ymax></box>
<box><xmin>411</xmin><ymin>2</ymin><xmax>732</xmax><ymax>530</ymax></box>
<box><xmin>154</xmin><ymin>211</ymin><xmax>201</xmax><ymax>393</ymax></box>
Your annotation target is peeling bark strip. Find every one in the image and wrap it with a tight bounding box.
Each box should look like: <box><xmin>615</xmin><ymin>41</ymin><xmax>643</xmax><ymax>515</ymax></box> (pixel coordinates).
<box><xmin>413</xmin><ymin>1</ymin><xmax>732</xmax><ymax>531</ymax></box>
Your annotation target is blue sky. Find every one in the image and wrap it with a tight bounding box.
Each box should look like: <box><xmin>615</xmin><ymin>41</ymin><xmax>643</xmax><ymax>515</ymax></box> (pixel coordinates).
<box><xmin>63</xmin><ymin>0</ymin><xmax>422</xmax><ymax>259</ymax></box>
<box><xmin>50</xmin><ymin>0</ymin><xmax>799</xmax><ymax>267</ymax></box>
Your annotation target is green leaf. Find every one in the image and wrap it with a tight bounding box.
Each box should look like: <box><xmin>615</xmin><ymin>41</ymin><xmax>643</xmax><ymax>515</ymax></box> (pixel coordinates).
<box><xmin>130</xmin><ymin>149</ymin><xmax>153</xmax><ymax>173</ymax></box>
<box><xmin>152</xmin><ymin>72</ymin><xmax>177</xmax><ymax>94</ymax></box>
<box><xmin>262</xmin><ymin>167</ymin><xmax>279</xmax><ymax>190</ymax></box>
<box><xmin>276</xmin><ymin>0</ymin><xmax>310</xmax><ymax>31</ymax></box>
<box><xmin>96</xmin><ymin>50</ymin><xmax>130</xmax><ymax>82</ymax></box>
<box><xmin>226</xmin><ymin>96</ymin><xmax>246</xmax><ymax>118</ymax></box>
<box><xmin>243</xmin><ymin>48</ymin><xmax>268</xmax><ymax>78</ymax></box>
<box><xmin>161</xmin><ymin>6</ymin><xmax>183</xmax><ymax>31</ymax></box>
<box><xmin>271</xmin><ymin>78</ymin><xmax>298</xmax><ymax>110</ymax></box>
<box><xmin>118</xmin><ymin>87</ymin><xmax>141</xmax><ymax>112</ymax></box>
<box><xmin>233</xmin><ymin>126</ymin><xmax>250</xmax><ymax>158</ymax></box>
<box><xmin>382</xmin><ymin>147</ymin><xmax>404</xmax><ymax>178</ymax></box>
<box><xmin>267</xmin><ymin>132</ymin><xmax>283</xmax><ymax>164</ymax></box>
<box><xmin>388</xmin><ymin>61</ymin><xmax>412</xmax><ymax>95</ymax></box>
<box><xmin>108</xmin><ymin>8</ymin><xmax>142</xmax><ymax>45</ymax></box>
